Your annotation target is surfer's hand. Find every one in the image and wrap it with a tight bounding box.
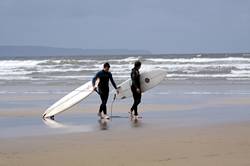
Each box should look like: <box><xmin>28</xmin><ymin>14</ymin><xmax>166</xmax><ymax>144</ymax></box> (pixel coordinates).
<box><xmin>116</xmin><ymin>86</ymin><xmax>121</xmax><ymax>94</ymax></box>
<box><xmin>136</xmin><ymin>88</ymin><xmax>141</xmax><ymax>93</ymax></box>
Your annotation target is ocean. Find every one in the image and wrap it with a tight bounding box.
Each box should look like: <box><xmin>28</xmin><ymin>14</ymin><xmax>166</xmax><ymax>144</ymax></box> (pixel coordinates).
<box><xmin>0</xmin><ymin>53</ymin><xmax>250</xmax><ymax>96</ymax></box>
<box><xmin>1</xmin><ymin>53</ymin><xmax>250</xmax><ymax>81</ymax></box>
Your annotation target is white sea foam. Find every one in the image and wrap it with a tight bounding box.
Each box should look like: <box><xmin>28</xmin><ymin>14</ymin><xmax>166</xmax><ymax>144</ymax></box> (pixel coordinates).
<box><xmin>0</xmin><ymin>91</ymin><xmax>17</xmax><ymax>94</ymax></box>
<box><xmin>152</xmin><ymin>91</ymin><xmax>250</xmax><ymax>95</ymax></box>
<box><xmin>0</xmin><ymin>56</ymin><xmax>250</xmax><ymax>81</ymax></box>
<box><xmin>108</xmin><ymin>57</ymin><xmax>141</xmax><ymax>63</ymax></box>
<box><xmin>226</xmin><ymin>78</ymin><xmax>250</xmax><ymax>81</ymax></box>
<box><xmin>0</xmin><ymin>76</ymin><xmax>32</xmax><ymax>80</ymax></box>
<box><xmin>231</xmin><ymin>70</ymin><xmax>250</xmax><ymax>74</ymax></box>
<box><xmin>183</xmin><ymin>91</ymin><xmax>250</xmax><ymax>95</ymax></box>
<box><xmin>166</xmin><ymin>73</ymin><xmax>250</xmax><ymax>78</ymax></box>
<box><xmin>0</xmin><ymin>60</ymin><xmax>45</xmax><ymax>67</ymax></box>
<box><xmin>146</xmin><ymin>57</ymin><xmax>250</xmax><ymax>63</ymax></box>
<box><xmin>37</xmin><ymin>68</ymin><xmax>89</xmax><ymax>73</ymax></box>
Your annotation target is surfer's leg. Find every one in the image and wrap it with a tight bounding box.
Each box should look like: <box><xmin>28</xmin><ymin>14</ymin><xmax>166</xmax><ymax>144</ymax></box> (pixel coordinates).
<box><xmin>102</xmin><ymin>93</ymin><xmax>109</xmax><ymax>115</ymax></box>
<box><xmin>131</xmin><ymin>86</ymin><xmax>141</xmax><ymax>116</ymax></box>
<box><xmin>102</xmin><ymin>102</ymin><xmax>107</xmax><ymax>115</ymax></box>
<box><xmin>133</xmin><ymin>92</ymin><xmax>141</xmax><ymax>116</ymax></box>
<box><xmin>130</xmin><ymin>86</ymin><xmax>137</xmax><ymax>113</ymax></box>
<box><xmin>134</xmin><ymin>97</ymin><xmax>139</xmax><ymax>116</ymax></box>
<box><xmin>99</xmin><ymin>104</ymin><xmax>102</xmax><ymax>113</ymax></box>
<box><xmin>99</xmin><ymin>92</ymin><xmax>106</xmax><ymax>114</ymax></box>
<box><xmin>131</xmin><ymin>105</ymin><xmax>135</xmax><ymax>114</ymax></box>
<box><xmin>99</xmin><ymin>91</ymin><xmax>109</xmax><ymax>116</ymax></box>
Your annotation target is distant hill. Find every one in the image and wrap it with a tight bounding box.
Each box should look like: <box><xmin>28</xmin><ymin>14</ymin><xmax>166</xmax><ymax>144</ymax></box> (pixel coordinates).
<box><xmin>0</xmin><ymin>46</ymin><xmax>151</xmax><ymax>57</ymax></box>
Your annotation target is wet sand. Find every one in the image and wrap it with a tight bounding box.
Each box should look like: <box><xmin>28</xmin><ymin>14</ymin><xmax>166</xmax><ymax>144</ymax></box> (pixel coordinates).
<box><xmin>0</xmin><ymin>118</ymin><xmax>250</xmax><ymax>166</ymax></box>
<box><xmin>1</xmin><ymin>81</ymin><xmax>250</xmax><ymax>166</ymax></box>
<box><xmin>0</xmin><ymin>101</ymin><xmax>250</xmax><ymax>166</ymax></box>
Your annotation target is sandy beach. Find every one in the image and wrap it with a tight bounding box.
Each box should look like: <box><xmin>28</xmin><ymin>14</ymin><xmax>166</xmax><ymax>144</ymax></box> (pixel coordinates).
<box><xmin>1</xmin><ymin>80</ymin><xmax>250</xmax><ymax>166</ymax></box>
<box><xmin>0</xmin><ymin>114</ymin><xmax>250</xmax><ymax>166</ymax></box>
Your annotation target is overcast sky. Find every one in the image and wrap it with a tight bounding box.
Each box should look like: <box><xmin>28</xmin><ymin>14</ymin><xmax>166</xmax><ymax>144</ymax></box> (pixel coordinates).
<box><xmin>0</xmin><ymin>0</ymin><xmax>250</xmax><ymax>53</ymax></box>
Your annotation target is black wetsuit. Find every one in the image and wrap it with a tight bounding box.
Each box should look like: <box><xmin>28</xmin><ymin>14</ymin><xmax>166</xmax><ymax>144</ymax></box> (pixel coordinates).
<box><xmin>92</xmin><ymin>70</ymin><xmax>117</xmax><ymax>115</ymax></box>
<box><xmin>130</xmin><ymin>67</ymin><xmax>141</xmax><ymax>116</ymax></box>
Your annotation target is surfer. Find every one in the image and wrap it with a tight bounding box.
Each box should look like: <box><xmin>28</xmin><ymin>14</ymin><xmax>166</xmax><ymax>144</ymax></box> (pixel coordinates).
<box><xmin>130</xmin><ymin>61</ymin><xmax>142</xmax><ymax>120</ymax></box>
<box><xmin>92</xmin><ymin>62</ymin><xmax>118</xmax><ymax>119</ymax></box>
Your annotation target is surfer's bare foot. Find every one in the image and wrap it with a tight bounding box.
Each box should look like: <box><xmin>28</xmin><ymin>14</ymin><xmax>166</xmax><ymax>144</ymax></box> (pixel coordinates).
<box><xmin>129</xmin><ymin>110</ymin><xmax>134</xmax><ymax>118</ymax></box>
<box><xmin>133</xmin><ymin>115</ymin><xmax>139</xmax><ymax>120</ymax></box>
<box><xmin>97</xmin><ymin>112</ymin><xmax>102</xmax><ymax>117</ymax></box>
<box><xmin>128</xmin><ymin>109</ymin><xmax>133</xmax><ymax>115</ymax></box>
<box><xmin>102</xmin><ymin>115</ymin><xmax>110</xmax><ymax>119</ymax></box>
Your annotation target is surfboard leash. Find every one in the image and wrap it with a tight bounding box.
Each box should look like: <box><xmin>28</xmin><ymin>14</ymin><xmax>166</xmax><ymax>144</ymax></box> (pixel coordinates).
<box><xmin>94</xmin><ymin>89</ymin><xmax>100</xmax><ymax>95</ymax></box>
<box><xmin>110</xmin><ymin>93</ymin><xmax>116</xmax><ymax>120</ymax></box>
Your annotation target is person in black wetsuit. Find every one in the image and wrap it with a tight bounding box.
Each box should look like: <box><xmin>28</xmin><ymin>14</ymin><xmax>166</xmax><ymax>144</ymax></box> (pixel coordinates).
<box><xmin>130</xmin><ymin>61</ymin><xmax>141</xmax><ymax>119</ymax></box>
<box><xmin>92</xmin><ymin>62</ymin><xmax>118</xmax><ymax>119</ymax></box>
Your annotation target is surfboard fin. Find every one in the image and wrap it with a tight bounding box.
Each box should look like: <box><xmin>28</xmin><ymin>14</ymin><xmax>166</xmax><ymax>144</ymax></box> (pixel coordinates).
<box><xmin>42</xmin><ymin>113</ymin><xmax>55</xmax><ymax>120</ymax></box>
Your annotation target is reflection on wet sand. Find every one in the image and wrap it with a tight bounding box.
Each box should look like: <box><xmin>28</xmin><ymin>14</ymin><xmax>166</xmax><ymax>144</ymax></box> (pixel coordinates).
<box><xmin>130</xmin><ymin>118</ymin><xmax>143</xmax><ymax>128</ymax></box>
<box><xmin>98</xmin><ymin>119</ymin><xmax>109</xmax><ymax>130</ymax></box>
<box><xmin>42</xmin><ymin>118</ymin><xmax>93</xmax><ymax>132</ymax></box>
<box><xmin>42</xmin><ymin>114</ymin><xmax>144</xmax><ymax>133</ymax></box>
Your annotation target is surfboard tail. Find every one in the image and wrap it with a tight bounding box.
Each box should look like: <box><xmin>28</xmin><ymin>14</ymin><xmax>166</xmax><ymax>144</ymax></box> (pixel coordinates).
<box><xmin>42</xmin><ymin>79</ymin><xmax>100</xmax><ymax>118</ymax></box>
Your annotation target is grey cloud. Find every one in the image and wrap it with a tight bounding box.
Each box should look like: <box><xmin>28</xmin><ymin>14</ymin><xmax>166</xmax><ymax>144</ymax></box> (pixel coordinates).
<box><xmin>0</xmin><ymin>0</ymin><xmax>250</xmax><ymax>53</ymax></box>
<box><xmin>0</xmin><ymin>0</ymin><xmax>134</xmax><ymax>18</ymax></box>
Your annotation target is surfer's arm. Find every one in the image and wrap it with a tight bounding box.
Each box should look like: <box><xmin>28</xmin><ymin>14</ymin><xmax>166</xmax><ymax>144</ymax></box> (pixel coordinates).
<box><xmin>131</xmin><ymin>70</ymin><xmax>140</xmax><ymax>89</ymax></box>
<box><xmin>109</xmin><ymin>72</ymin><xmax>117</xmax><ymax>89</ymax></box>
<box><xmin>92</xmin><ymin>72</ymin><xmax>99</xmax><ymax>87</ymax></box>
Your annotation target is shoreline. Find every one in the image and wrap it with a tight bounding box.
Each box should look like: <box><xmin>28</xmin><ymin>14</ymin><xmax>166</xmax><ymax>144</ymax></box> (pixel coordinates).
<box><xmin>0</xmin><ymin>101</ymin><xmax>250</xmax><ymax>138</ymax></box>
<box><xmin>1</xmin><ymin>94</ymin><xmax>249</xmax><ymax>117</ymax></box>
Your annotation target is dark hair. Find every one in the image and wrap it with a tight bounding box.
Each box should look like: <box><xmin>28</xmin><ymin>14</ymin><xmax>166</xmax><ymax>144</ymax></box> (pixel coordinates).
<box><xmin>134</xmin><ymin>61</ymin><xmax>141</xmax><ymax>68</ymax></box>
<box><xmin>103</xmin><ymin>62</ymin><xmax>110</xmax><ymax>68</ymax></box>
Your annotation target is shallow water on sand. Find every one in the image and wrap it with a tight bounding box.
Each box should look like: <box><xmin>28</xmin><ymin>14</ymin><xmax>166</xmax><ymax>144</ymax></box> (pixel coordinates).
<box><xmin>1</xmin><ymin>105</ymin><xmax>250</xmax><ymax>138</ymax></box>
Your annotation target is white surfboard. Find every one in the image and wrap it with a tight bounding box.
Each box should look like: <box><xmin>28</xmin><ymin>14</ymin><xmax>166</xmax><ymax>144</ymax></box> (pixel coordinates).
<box><xmin>115</xmin><ymin>69</ymin><xmax>166</xmax><ymax>99</ymax></box>
<box><xmin>43</xmin><ymin>79</ymin><xmax>99</xmax><ymax>118</ymax></box>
